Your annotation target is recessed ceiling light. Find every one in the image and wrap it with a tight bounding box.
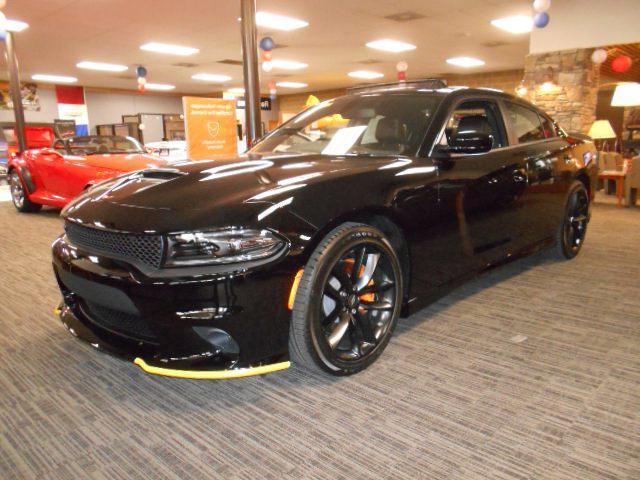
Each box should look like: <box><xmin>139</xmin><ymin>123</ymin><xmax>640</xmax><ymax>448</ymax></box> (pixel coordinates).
<box><xmin>256</xmin><ymin>11</ymin><xmax>308</xmax><ymax>31</ymax></box>
<box><xmin>348</xmin><ymin>70</ymin><xmax>384</xmax><ymax>79</ymax></box>
<box><xmin>31</xmin><ymin>74</ymin><xmax>77</xmax><ymax>84</ymax></box>
<box><xmin>366</xmin><ymin>39</ymin><xmax>416</xmax><ymax>53</ymax></box>
<box><xmin>77</xmin><ymin>61</ymin><xmax>128</xmax><ymax>72</ymax></box>
<box><xmin>140</xmin><ymin>42</ymin><xmax>199</xmax><ymax>56</ymax></box>
<box><xmin>276</xmin><ymin>81</ymin><xmax>308</xmax><ymax>89</ymax></box>
<box><xmin>491</xmin><ymin>15</ymin><xmax>533</xmax><ymax>34</ymax></box>
<box><xmin>227</xmin><ymin>87</ymin><xmax>245</xmax><ymax>95</ymax></box>
<box><xmin>4</xmin><ymin>19</ymin><xmax>29</xmax><ymax>32</ymax></box>
<box><xmin>446</xmin><ymin>56</ymin><xmax>485</xmax><ymax>68</ymax></box>
<box><xmin>271</xmin><ymin>59</ymin><xmax>308</xmax><ymax>70</ymax></box>
<box><xmin>191</xmin><ymin>73</ymin><xmax>232</xmax><ymax>83</ymax></box>
<box><xmin>144</xmin><ymin>83</ymin><xmax>176</xmax><ymax>91</ymax></box>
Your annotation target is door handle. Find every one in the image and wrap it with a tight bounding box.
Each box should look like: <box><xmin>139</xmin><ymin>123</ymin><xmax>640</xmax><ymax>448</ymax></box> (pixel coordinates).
<box><xmin>563</xmin><ymin>154</ymin><xmax>574</xmax><ymax>163</ymax></box>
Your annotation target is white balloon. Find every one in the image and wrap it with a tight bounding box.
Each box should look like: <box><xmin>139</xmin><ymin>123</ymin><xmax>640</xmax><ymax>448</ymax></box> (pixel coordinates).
<box><xmin>262</xmin><ymin>61</ymin><xmax>273</xmax><ymax>72</ymax></box>
<box><xmin>591</xmin><ymin>49</ymin><xmax>607</xmax><ymax>64</ymax></box>
<box><xmin>533</xmin><ymin>0</ymin><xmax>551</xmax><ymax>13</ymax></box>
<box><xmin>396</xmin><ymin>61</ymin><xmax>408</xmax><ymax>72</ymax></box>
<box><xmin>137</xmin><ymin>76</ymin><xmax>146</xmax><ymax>85</ymax></box>
<box><xmin>138</xmin><ymin>123</ymin><xmax>146</xmax><ymax>131</ymax></box>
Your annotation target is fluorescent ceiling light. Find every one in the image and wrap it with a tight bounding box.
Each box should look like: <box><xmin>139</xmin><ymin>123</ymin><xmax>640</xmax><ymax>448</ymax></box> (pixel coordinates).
<box><xmin>191</xmin><ymin>73</ymin><xmax>232</xmax><ymax>83</ymax></box>
<box><xmin>276</xmin><ymin>81</ymin><xmax>308</xmax><ymax>89</ymax></box>
<box><xmin>4</xmin><ymin>19</ymin><xmax>29</xmax><ymax>32</ymax></box>
<box><xmin>227</xmin><ymin>87</ymin><xmax>245</xmax><ymax>95</ymax></box>
<box><xmin>32</xmin><ymin>74</ymin><xmax>77</xmax><ymax>84</ymax></box>
<box><xmin>348</xmin><ymin>70</ymin><xmax>384</xmax><ymax>79</ymax></box>
<box><xmin>611</xmin><ymin>82</ymin><xmax>640</xmax><ymax>107</ymax></box>
<box><xmin>144</xmin><ymin>83</ymin><xmax>175</xmax><ymax>91</ymax></box>
<box><xmin>491</xmin><ymin>15</ymin><xmax>533</xmax><ymax>34</ymax></box>
<box><xmin>140</xmin><ymin>42</ymin><xmax>199</xmax><ymax>56</ymax></box>
<box><xmin>77</xmin><ymin>61</ymin><xmax>128</xmax><ymax>72</ymax></box>
<box><xmin>446</xmin><ymin>56</ymin><xmax>485</xmax><ymax>68</ymax></box>
<box><xmin>271</xmin><ymin>59</ymin><xmax>308</xmax><ymax>70</ymax></box>
<box><xmin>256</xmin><ymin>11</ymin><xmax>308</xmax><ymax>31</ymax></box>
<box><xmin>366</xmin><ymin>39</ymin><xmax>416</xmax><ymax>53</ymax></box>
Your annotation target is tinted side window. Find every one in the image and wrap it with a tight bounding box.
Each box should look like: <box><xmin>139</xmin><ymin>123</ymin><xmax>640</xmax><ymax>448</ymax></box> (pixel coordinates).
<box><xmin>540</xmin><ymin>116</ymin><xmax>557</xmax><ymax>138</ymax></box>
<box><xmin>505</xmin><ymin>102</ymin><xmax>545</xmax><ymax>143</ymax></box>
<box><xmin>441</xmin><ymin>100</ymin><xmax>506</xmax><ymax>149</ymax></box>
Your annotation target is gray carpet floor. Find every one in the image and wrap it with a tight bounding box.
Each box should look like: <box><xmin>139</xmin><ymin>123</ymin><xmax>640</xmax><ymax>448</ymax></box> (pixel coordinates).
<box><xmin>0</xmin><ymin>192</ymin><xmax>638</xmax><ymax>479</ymax></box>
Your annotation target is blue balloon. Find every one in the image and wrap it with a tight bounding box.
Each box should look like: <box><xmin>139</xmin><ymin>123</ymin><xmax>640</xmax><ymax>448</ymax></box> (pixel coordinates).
<box><xmin>136</xmin><ymin>66</ymin><xmax>147</xmax><ymax>78</ymax></box>
<box><xmin>260</xmin><ymin>37</ymin><xmax>275</xmax><ymax>51</ymax></box>
<box><xmin>534</xmin><ymin>12</ymin><xmax>550</xmax><ymax>28</ymax></box>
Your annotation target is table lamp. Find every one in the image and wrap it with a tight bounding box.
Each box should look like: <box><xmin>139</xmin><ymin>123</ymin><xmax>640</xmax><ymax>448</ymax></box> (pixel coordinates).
<box><xmin>588</xmin><ymin>119</ymin><xmax>616</xmax><ymax>151</ymax></box>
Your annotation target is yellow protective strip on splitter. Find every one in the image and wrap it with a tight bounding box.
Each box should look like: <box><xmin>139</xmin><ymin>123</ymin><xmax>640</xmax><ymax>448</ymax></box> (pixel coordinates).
<box><xmin>133</xmin><ymin>357</ymin><xmax>290</xmax><ymax>380</ymax></box>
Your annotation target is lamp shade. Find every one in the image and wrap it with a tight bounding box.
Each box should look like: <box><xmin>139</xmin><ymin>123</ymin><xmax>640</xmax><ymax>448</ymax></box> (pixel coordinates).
<box><xmin>588</xmin><ymin>120</ymin><xmax>616</xmax><ymax>139</ymax></box>
<box><xmin>611</xmin><ymin>82</ymin><xmax>640</xmax><ymax>107</ymax></box>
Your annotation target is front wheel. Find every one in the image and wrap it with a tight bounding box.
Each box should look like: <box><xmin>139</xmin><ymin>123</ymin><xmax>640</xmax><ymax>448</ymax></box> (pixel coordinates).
<box><xmin>289</xmin><ymin>223</ymin><xmax>403</xmax><ymax>375</ymax></box>
<box><xmin>10</xmin><ymin>171</ymin><xmax>41</xmax><ymax>213</ymax></box>
<box><xmin>551</xmin><ymin>181</ymin><xmax>589</xmax><ymax>259</ymax></box>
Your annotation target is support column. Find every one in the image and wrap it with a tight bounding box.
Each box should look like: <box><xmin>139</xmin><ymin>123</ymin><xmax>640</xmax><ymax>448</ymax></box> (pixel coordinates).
<box><xmin>523</xmin><ymin>48</ymin><xmax>600</xmax><ymax>134</ymax></box>
<box><xmin>240</xmin><ymin>0</ymin><xmax>261</xmax><ymax>147</ymax></box>
<box><xmin>5</xmin><ymin>32</ymin><xmax>26</xmax><ymax>152</ymax></box>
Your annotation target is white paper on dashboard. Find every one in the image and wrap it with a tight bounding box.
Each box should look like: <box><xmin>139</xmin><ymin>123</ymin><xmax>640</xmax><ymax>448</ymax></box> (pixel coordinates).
<box><xmin>321</xmin><ymin>126</ymin><xmax>367</xmax><ymax>155</ymax></box>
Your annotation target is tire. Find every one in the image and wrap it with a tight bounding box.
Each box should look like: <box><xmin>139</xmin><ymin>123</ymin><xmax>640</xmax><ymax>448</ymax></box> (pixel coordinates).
<box><xmin>289</xmin><ymin>222</ymin><xmax>403</xmax><ymax>375</ymax></box>
<box><xmin>550</xmin><ymin>180</ymin><xmax>589</xmax><ymax>260</ymax></box>
<box><xmin>9</xmin><ymin>171</ymin><xmax>41</xmax><ymax>213</ymax></box>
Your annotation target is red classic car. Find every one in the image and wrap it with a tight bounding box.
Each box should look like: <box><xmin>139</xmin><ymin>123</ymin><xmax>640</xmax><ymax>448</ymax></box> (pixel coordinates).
<box><xmin>8</xmin><ymin>135</ymin><xmax>169</xmax><ymax>212</ymax></box>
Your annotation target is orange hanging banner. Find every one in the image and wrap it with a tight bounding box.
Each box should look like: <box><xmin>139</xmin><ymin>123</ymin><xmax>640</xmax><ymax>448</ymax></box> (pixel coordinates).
<box><xmin>182</xmin><ymin>97</ymin><xmax>238</xmax><ymax>159</ymax></box>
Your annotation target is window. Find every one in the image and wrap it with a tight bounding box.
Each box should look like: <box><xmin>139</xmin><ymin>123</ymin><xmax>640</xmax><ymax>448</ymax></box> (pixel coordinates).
<box><xmin>505</xmin><ymin>102</ymin><xmax>546</xmax><ymax>143</ymax></box>
<box><xmin>252</xmin><ymin>94</ymin><xmax>441</xmax><ymax>157</ymax></box>
<box><xmin>440</xmin><ymin>100</ymin><xmax>506</xmax><ymax>149</ymax></box>
<box><xmin>540</xmin><ymin>116</ymin><xmax>557</xmax><ymax>138</ymax></box>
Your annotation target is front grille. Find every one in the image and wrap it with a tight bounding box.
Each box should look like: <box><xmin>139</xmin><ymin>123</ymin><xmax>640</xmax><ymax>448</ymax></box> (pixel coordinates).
<box><xmin>65</xmin><ymin>221</ymin><xmax>163</xmax><ymax>269</ymax></box>
<box><xmin>81</xmin><ymin>301</ymin><xmax>158</xmax><ymax>342</ymax></box>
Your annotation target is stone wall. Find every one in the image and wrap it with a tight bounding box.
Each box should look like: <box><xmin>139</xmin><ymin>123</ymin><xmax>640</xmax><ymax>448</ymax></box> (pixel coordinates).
<box><xmin>523</xmin><ymin>48</ymin><xmax>600</xmax><ymax>134</ymax></box>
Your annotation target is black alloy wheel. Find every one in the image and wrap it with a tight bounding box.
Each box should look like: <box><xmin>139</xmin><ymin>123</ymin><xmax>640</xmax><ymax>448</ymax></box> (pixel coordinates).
<box><xmin>10</xmin><ymin>171</ymin><xmax>41</xmax><ymax>213</ymax></box>
<box><xmin>553</xmin><ymin>181</ymin><xmax>589</xmax><ymax>259</ymax></box>
<box><xmin>289</xmin><ymin>223</ymin><xmax>403</xmax><ymax>375</ymax></box>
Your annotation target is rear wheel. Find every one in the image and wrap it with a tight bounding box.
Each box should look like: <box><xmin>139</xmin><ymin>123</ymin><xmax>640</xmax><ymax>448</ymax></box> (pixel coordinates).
<box><xmin>551</xmin><ymin>181</ymin><xmax>589</xmax><ymax>259</ymax></box>
<box><xmin>289</xmin><ymin>223</ymin><xmax>403</xmax><ymax>375</ymax></box>
<box><xmin>10</xmin><ymin>171</ymin><xmax>41</xmax><ymax>213</ymax></box>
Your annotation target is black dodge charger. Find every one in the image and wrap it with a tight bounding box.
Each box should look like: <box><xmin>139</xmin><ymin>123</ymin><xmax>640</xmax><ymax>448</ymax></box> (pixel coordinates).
<box><xmin>53</xmin><ymin>80</ymin><xmax>596</xmax><ymax>378</ymax></box>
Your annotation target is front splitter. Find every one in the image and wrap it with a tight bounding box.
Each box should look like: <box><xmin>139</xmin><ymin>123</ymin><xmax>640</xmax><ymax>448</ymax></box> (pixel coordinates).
<box><xmin>55</xmin><ymin>304</ymin><xmax>291</xmax><ymax>380</ymax></box>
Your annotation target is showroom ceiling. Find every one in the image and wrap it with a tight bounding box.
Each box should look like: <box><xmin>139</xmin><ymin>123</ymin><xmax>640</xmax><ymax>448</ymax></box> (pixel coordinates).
<box><xmin>4</xmin><ymin>0</ymin><xmax>533</xmax><ymax>94</ymax></box>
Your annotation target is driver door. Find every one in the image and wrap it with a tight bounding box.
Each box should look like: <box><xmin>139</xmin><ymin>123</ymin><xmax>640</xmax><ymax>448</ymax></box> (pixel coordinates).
<box><xmin>36</xmin><ymin>140</ymin><xmax>90</xmax><ymax>200</ymax></box>
<box><xmin>434</xmin><ymin>99</ymin><xmax>526</xmax><ymax>267</ymax></box>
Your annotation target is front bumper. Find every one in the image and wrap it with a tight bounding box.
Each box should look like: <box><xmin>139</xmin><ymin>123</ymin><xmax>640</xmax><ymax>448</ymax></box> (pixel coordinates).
<box><xmin>53</xmin><ymin>234</ymin><xmax>298</xmax><ymax>378</ymax></box>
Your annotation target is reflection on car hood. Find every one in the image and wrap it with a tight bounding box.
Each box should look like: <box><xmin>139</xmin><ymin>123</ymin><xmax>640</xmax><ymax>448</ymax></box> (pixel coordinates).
<box><xmin>62</xmin><ymin>152</ymin><xmax>431</xmax><ymax>233</ymax></box>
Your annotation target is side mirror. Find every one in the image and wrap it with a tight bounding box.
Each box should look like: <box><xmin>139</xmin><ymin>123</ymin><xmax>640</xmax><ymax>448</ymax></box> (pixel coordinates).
<box><xmin>441</xmin><ymin>131</ymin><xmax>493</xmax><ymax>155</ymax></box>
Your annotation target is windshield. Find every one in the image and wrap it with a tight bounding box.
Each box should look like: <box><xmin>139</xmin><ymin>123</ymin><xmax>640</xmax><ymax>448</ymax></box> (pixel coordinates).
<box><xmin>251</xmin><ymin>94</ymin><xmax>441</xmax><ymax>157</ymax></box>
<box><xmin>64</xmin><ymin>135</ymin><xmax>144</xmax><ymax>155</ymax></box>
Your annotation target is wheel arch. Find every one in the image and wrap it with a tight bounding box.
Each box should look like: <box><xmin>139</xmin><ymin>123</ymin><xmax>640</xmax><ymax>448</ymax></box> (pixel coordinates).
<box><xmin>574</xmin><ymin>169</ymin><xmax>592</xmax><ymax>200</ymax></box>
<box><xmin>300</xmin><ymin>206</ymin><xmax>412</xmax><ymax>305</ymax></box>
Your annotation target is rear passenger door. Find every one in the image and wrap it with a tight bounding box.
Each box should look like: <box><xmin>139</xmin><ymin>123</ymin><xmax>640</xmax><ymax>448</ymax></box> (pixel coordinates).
<box><xmin>501</xmin><ymin>101</ymin><xmax>570</xmax><ymax>247</ymax></box>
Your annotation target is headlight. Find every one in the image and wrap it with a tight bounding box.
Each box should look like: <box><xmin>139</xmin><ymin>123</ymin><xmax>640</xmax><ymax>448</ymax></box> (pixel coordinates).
<box><xmin>166</xmin><ymin>228</ymin><xmax>285</xmax><ymax>267</ymax></box>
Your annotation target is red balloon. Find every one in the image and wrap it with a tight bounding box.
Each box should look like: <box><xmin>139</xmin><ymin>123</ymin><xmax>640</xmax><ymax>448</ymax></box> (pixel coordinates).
<box><xmin>137</xmin><ymin>84</ymin><xmax>145</xmax><ymax>93</ymax></box>
<box><xmin>611</xmin><ymin>55</ymin><xmax>632</xmax><ymax>73</ymax></box>
<box><xmin>262</xmin><ymin>50</ymin><xmax>273</xmax><ymax>61</ymax></box>
<box><xmin>397</xmin><ymin>71</ymin><xmax>406</xmax><ymax>81</ymax></box>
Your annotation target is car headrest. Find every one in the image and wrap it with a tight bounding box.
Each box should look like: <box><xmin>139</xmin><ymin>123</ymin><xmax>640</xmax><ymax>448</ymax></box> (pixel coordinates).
<box><xmin>456</xmin><ymin>115</ymin><xmax>491</xmax><ymax>136</ymax></box>
<box><xmin>376</xmin><ymin>117</ymin><xmax>406</xmax><ymax>145</ymax></box>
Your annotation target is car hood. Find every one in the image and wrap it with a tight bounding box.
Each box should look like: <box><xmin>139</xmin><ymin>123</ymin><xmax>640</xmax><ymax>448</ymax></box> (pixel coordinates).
<box><xmin>62</xmin><ymin>153</ymin><xmax>434</xmax><ymax>233</ymax></box>
<box><xmin>81</xmin><ymin>153</ymin><xmax>169</xmax><ymax>171</ymax></box>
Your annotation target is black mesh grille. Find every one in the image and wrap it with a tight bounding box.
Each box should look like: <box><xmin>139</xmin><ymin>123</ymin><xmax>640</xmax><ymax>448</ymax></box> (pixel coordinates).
<box><xmin>82</xmin><ymin>301</ymin><xmax>158</xmax><ymax>342</ymax></box>
<box><xmin>65</xmin><ymin>222</ymin><xmax>163</xmax><ymax>269</ymax></box>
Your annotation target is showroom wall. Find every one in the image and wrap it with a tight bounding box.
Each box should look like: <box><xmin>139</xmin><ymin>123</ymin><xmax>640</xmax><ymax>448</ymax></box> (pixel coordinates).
<box><xmin>277</xmin><ymin>70</ymin><xmax>524</xmax><ymax>121</ymax></box>
<box><xmin>84</xmin><ymin>90</ymin><xmax>183</xmax><ymax>131</ymax></box>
